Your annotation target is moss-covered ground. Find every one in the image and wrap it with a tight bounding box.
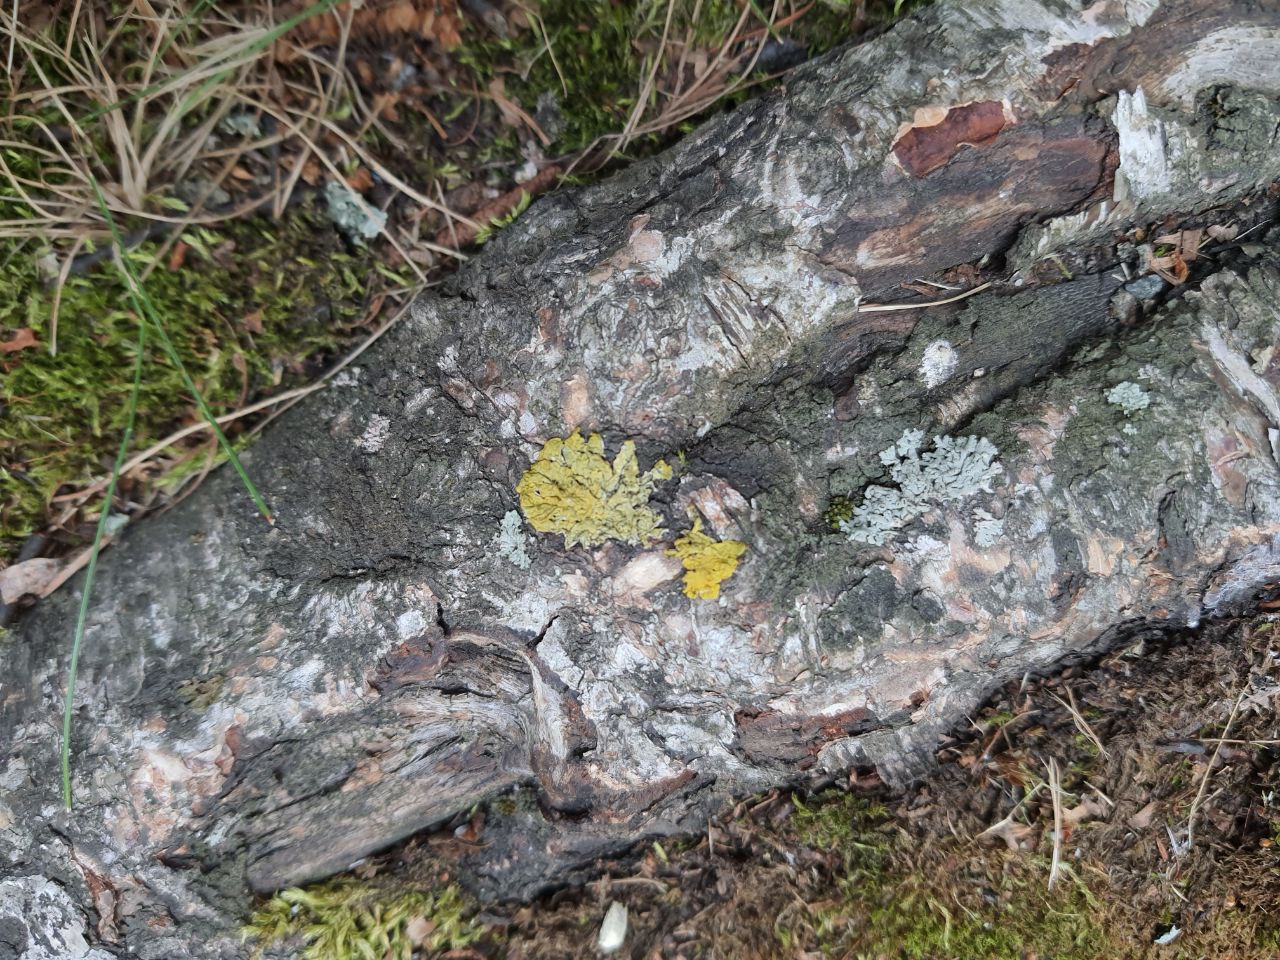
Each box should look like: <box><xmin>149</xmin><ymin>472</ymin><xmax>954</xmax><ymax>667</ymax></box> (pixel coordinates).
<box><xmin>0</xmin><ymin>203</ymin><xmax>392</xmax><ymax>558</ymax></box>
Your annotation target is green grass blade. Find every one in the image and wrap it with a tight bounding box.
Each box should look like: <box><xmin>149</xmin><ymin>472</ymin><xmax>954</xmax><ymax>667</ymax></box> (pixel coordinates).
<box><xmin>89</xmin><ymin>177</ymin><xmax>273</xmax><ymax>523</ymax></box>
<box><xmin>81</xmin><ymin>0</ymin><xmax>345</xmax><ymax>123</ymax></box>
<box><xmin>60</xmin><ymin>318</ymin><xmax>147</xmax><ymax>809</ymax></box>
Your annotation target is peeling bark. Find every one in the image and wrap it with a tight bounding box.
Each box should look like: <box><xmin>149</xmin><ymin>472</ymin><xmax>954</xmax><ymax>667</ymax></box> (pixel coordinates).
<box><xmin>4</xmin><ymin>1</ymin><xmax>1280</xmax><ymax>956</ymax></box>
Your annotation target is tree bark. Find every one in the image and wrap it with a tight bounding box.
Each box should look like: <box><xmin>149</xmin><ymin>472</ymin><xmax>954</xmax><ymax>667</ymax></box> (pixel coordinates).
<box><xmin>5</xmin><ymin>1</ymin><xmax>1280</xmax><ymax>956</ymax></box>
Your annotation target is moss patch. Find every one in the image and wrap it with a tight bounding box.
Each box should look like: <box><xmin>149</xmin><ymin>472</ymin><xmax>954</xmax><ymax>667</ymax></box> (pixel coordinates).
<box><xmin>456</xmin><ymin>0</ymin><xmax>886</xmax><ymax>158</ymax></box>
<box><xmin>0</xmin><ymin>199</ymin><xmax>382</xmax><ymax>561</ymax></box>
<box><xmin>244</xmin><ymin>876</ymin><xmax>482</xmax><ymax>960</ymax></box>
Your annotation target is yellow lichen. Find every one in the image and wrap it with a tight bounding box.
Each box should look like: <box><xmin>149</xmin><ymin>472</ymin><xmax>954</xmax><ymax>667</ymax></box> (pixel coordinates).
<box><xmin>668</xmin><ymin>516</ymin><xmax>747</xmax><ymax>600</ymax></box>
<box><xmin>516</xmin><ymin>431</ymin><xmax>672</xmax><ymax>548</ymax></box>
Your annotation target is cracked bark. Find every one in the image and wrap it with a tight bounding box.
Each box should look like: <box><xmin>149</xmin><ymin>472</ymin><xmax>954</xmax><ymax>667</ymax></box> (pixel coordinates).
<box><xmin>5</xmin><ymin>1</ymin><xmax>1280</xmax><ymax>956</ymax></box>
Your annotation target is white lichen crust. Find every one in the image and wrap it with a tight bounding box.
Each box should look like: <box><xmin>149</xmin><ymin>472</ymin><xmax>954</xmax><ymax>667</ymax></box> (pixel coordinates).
<box><xmin>842</xmin><ymin>430</ymin><xmax>1003</xmax><ymax>545</ymax></box>
<box><xmin>1106</xmin><ymin>381</ymin><xmax>1151</xmax><ymax>416</ymax></box>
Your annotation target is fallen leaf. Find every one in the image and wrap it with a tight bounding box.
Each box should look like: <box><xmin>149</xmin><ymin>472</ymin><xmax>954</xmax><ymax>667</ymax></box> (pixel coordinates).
<box><xmin>1128</xmin><ymin>800</ymin><xmax>1158</xmax><ymax>830</ymax></box>
<box><xmin>373</xmin><ymin>91</ymin><xmax>402</xmax><ymax>123</ymax></box>
<box><xmin>0</xmin><ymin>328</ymin><xmax>39</xmax><ymax>353</ymax></box>
<box><xmin>345</xmin><ymin>166</ymin><xmax>374</xmax><ymax>192</ymax></box>
<box><xmin>0</xmin><ymin>557</ymin><xmax>62</xmax><ymax>603</ymax></box>
<box><xmin>406</xmin><ymin>915</ymin><xmax>436</xmax><ymax>946</ymax></box>
<box><xmin>242</xmin><ymin>309</ymin><xmax>264</xmax><ymax>334</ymax></box>
<box><xmin>1155</xmin><ymin>228</ymin><xmax>1203</xmax><ymax>259</ymax></box>
<box><xmin>1062</xmin><ymin>796</ymin><xmax>1106</xmax><ymax>827</ymax></box>
<box><xmin>380</xmin><ymin>0</ymin><xmax>417</xmax><ymax>32</ymax></box>
<box><xmin>488</xmin><ymin>77</ymin><xmax>524</xmax><ymax>129</ymax></box>
<box><xmin>978</xmin><ymin>817</ymin><xmax>1035</xmax><ymax>851</ymax></box>
<box><xmin>1149</xmin><ymin>250</ymin><xmax>1189</xmax><ymax>284</ymax></box>
<box><xmin>167</xmin><ymin>239</ymin><xmax>188</xmax><ymax>272</ymax></box>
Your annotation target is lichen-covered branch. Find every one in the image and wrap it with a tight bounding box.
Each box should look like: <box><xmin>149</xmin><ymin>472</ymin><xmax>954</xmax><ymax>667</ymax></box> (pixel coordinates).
<box><xmin>4</xmin><ymin>1</ymin><xmax>1280</xmax><ymax>957</ymax></box>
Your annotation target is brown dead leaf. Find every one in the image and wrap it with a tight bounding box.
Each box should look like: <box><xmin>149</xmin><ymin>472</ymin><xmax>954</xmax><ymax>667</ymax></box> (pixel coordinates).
<box><xmin>0</xmin><ymin>328</ymin><xmax>38</xmax><ymax>353</ymax></box>
<box><xmin>488</xmin><ymin>76</ymin><xmax>523</xmax><ymax>129</ymax></box>
<box><xmin>407</xmin><ymin>915</ymin><xmax>437</xmax><ymax>947</ymax></box>
<box><xmin>1128</xmin><ymin>800</ymin><xmax>1158</xmax><ymax>830</ymax></box>
<box><xmin>0</xmin><ymin>557</ymin><xmax>62</xmax><ymax>603</ymax></box>
<box><xmin>373</xmin><ymin>91</ymin><xmax>402</xmax><ymax>123</ymax></box>
<box><xmin>300</xmin><ymin>156</ymin><xmax>323</xmax><ymax>186</ymax></box>
<box><xmin>978</xmin><ymin>817</ymin><xmax>1035</xmax><ymax>851</ymax></box>
<box><xmin>1155</xmin><ymin>228</ymin><xmax>1203</xmax><ymax>261</ymax></box>
<box><xmin>1063</xmin><ymin>796</ymin><xmax>1106</xmax><ymax>828</ymax></box>
<box><xmin>1149</xmin><ymin>251</ymin><xmax>1189</xmax><ymax>284</ymax></box>
<box><xmin>242</xmin><ymin>309</ymin><xmax>264</xmax><ymax>334</ymax></box>
<box><xmin>345</xmin><ymin>166</ymin><xmax>375</xmax><ymax>192</ymax></box>
<box><xmin>167</xmin><ymin>239</ymin><xmax>188</xmax><ymax>272</ymax></box>
<box><xmin>380</xmin><ymin>0</ymin><xmax>417</xmax><ymax>32</ymax></box>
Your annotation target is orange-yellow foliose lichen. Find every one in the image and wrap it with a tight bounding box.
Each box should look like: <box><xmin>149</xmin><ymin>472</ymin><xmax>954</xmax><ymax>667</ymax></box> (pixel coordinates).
<box><xmin>516</xmin><ymin>431</ymin><xmax>672</xmax><ymax>548</ymax></box>
<box><xmin>668</xmin><ymin>516</ymin><xmax>747</xmax><ymax>600</ymax></box>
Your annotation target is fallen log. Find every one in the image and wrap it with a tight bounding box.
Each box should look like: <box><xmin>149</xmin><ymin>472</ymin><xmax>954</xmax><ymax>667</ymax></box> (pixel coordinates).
<box><xmin>5</xmin><ymin>0</ymin><xmax>1280</xmax><ymax>956</ymax></box>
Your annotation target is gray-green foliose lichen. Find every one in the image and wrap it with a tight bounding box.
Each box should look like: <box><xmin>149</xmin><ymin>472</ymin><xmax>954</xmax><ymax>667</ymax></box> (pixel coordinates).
<box><xmin>1105</xmin><ymin>380</ymin><xmax>1150</xmax><ymax>416</ymax></box>
<box><xmin>496</xmin><ymin>510</ymin><xmax>533</xmax><ymax>569</ymax></box>
<box><xmin>972</xmin><ymin>508</ymin><xmax>1004</xmax><ymax>547</ymax></box>
<box><xmin>841</xmin><ymin>430</ymin><xmax>1002</xmax><ymax>546</ymax></box>
<box><xmin>324</xmin><ymin>181</ymin><xmax>386</xmax><ymax>241</ymax></box>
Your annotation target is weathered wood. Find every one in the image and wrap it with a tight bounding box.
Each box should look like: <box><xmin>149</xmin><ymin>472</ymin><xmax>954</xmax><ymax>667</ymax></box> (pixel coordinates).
<box><xmin>4</xmin><ymin>1</ymin><xmax>1280</xmax><ymax>956</ymax></box>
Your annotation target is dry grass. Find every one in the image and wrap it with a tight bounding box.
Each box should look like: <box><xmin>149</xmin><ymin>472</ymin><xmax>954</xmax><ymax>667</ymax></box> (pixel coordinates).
<box><xmin>0</xmin><ymin>0</ymin><xmax>471</xmax><ymax>309</ymax></box>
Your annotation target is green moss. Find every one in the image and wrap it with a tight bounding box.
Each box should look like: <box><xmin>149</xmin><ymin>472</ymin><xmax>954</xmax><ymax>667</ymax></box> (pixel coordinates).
<box><xmin>823</xmin><ymin>494</ymin><xmax>855</xmax><ymax>530</ymax></box>
<box><xmin>455</xmin><ymin>0</ymin><xmax>903</xmax><ymax>159</ymax></box>
<box><xmin>0</xmin><ymin>199</ymin><xmax>375</xmax><ymax>561</ymax></box>
<box><xmin>244</xmin><ymin>877</ymin><xmax>482</xmax><ymax>960</ymax></box>
<box><xmin>784</xmin><ymin>790</ymin><xmax>1112</xmax><ymax>960</ymax></box>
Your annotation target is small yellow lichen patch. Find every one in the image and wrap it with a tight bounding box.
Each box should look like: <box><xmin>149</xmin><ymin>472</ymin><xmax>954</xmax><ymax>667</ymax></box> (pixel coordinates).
<box><xmin>668</xmin><ymin>516</ymin><xmax>747</xmax><ymax>600</ymax></box>
<box><xmin>516</xmin><ymin>431</ymin><xmax>672</xmax><ymax>548</ymax></box>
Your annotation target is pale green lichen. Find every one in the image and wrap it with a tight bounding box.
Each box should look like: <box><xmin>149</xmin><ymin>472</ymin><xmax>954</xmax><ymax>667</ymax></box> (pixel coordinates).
<box><xmin>668</xmin><ymin>516</ymin><xmax>747</xmax><ymax>600</ymax></box>
<box><xmin>972</xmin><ymin>508</ymin><xmax>1004</xmax><ymax>547</ymax></box>
<box><xmin>842</xmin><ymin>430</ymin><xmax>1002</xmax><ymax>546</ymax></box>
<box><xmin>516</xmin><ymin>431</ymin><xmax>672</xmax><ymax>548</ymax></box>
<box><xmin>1105</xmin><ymin>380</ymin><xmax>1150</xmax><ymax>416</ymax></box>
<box><xmin>244</xmin><ymin>878</ymin><xmax>481</xmax><ymax>960</ymax></box>
<box><xmin>324</xmin><ymin>181</ymin><xmax>386</xmax><ymax>241</ymax></box>
<box><xmin>496</xmin><ymin>509</ymin><xmax>533</xmax><ymax>569</ymax></box>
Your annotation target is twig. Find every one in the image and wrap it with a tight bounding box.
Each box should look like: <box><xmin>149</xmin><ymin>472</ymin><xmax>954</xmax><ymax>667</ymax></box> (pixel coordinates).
<box><xmin>1046</xmin><ymin>757</ymin><xmax>1063</xmax><ymax>891</ymax></box>
<box><xmin>6</xmin><ymin>0</ymin><xmax>16</xmax><ymax>75</ymax></box>
<box><xmin>1051</xmin><ymin>686</ymin><xmax>1107</xmax><ymax>757</ymax></box>
<box><xmin>1185</xmin><ymin>689</ymin><xmax>1246</xmax><ymax>852</ymax></box>
<box><xmin>857</xmin><ymin>281</ymin><xmax>993</xmax><ymax>313</ymax></box>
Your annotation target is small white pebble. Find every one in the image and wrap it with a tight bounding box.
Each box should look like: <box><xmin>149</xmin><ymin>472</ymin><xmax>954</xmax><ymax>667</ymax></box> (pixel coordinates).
<box><xmin>597</xmin><ymin>901</ymin><xmax>628</xmax><ymax>955</ymax></box>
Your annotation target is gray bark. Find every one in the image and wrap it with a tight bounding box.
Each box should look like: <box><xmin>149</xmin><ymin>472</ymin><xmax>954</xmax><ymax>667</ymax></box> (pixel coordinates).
<box><xmin>5</xmin><ymin>0</ymin><xmax>1280</xmax><ymax>956</ymax></box>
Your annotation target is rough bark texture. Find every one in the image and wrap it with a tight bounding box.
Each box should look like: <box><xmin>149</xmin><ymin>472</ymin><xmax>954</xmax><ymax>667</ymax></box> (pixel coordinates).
<box><xmin>5</xmin><ymin>1</ymin><xmax>1280</xmax><ymax>956</ymax></box>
